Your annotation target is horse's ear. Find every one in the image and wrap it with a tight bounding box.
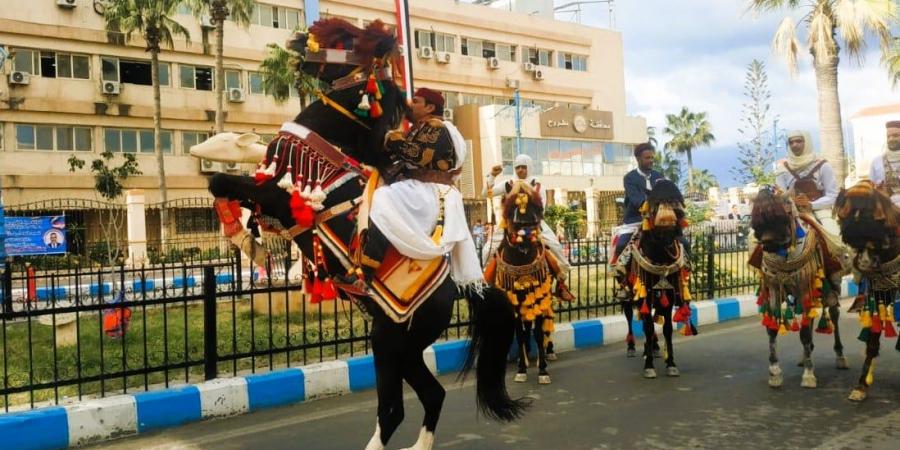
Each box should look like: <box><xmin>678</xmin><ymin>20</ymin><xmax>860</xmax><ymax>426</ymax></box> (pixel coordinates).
<box><xmin>236</xmin><ymin>133</ymin><xmax>261</xmax><ymax>147</ymax></box>
<box><xmin>505</xmin><ymin>181</ymin><xmax>513</xmax><ymax>194</ymax></box>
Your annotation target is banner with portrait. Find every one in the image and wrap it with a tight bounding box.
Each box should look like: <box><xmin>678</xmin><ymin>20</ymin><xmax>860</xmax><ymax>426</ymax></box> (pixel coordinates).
<box><xmin>5</xmin><ymin>215</ymin><xmax>67</xmax><ymax>256</ymax></box>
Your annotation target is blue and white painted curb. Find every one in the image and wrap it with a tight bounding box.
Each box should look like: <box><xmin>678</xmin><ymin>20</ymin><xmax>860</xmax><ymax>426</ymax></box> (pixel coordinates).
<box><xmin>0</xmin><ymin>294</ymin><xmax>763</xmax><ymax>449</ymax></box>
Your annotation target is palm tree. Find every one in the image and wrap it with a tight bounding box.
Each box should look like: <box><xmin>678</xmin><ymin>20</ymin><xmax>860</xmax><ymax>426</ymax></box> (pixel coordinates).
<box><xmin>663</xmin><ymin>106</ymin><xmax>715</xmax><ymax>193</ymax></box>
<box><xmin>259</xmin><ymin>42</ymin><xmax>322</xmax><ymax>104</ymax></box>
<box><xmin>690</xmin><ymin>168</ymin><xmax>719</xmax><ymax>197</ymax></box>
<box><xmin>185</xmin><ymin>0</ymin><xmax>254</xmax><ymax>133</ymax></box>
<box><xmin>653</xmin><ymin>148</ymin><xmax>683</xmax><ymax>186</ymax></box>
<box><xmin>749</xmin><ymin>0</ymin><xmax>897</xmax><ymax>185</ymax></box>
<box><xmin>883</xmin><ymin>37</ymin><xmax>900</xmax><ymax>87</ymax></box>
<box><xmin>104</xmin><ymin>0</ymin><xmax>190</xmax><ymax>243</ymax></box>
<box><xmin>646</xmin><ymin>126</ymin><xmax>659</xmax><ymax>148</ymax></box>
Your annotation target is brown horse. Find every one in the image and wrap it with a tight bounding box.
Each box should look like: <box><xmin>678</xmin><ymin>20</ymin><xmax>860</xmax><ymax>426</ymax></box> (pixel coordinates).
<box><xmin>835</xmin><ymin>180</ymin><xmax>900</xmax><ymax>402</ymax></box>
<box><xmin>615</xmin><ymin>179</ymin><xmax>696</xmax><ymax>378</ymax></box>
<box><xmin>749</xmin><ymin>186</ymin><xmax>846</xmax><ymax>389</ymax></box>
<box><xmin>483</xmin><ymin>180</ymin><xmax>568</xmax><ymax>384</ymax></box>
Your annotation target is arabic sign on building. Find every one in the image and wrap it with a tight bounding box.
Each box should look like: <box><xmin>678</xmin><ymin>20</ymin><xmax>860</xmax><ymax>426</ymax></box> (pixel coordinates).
<box><xmin>4</xmin><ymin>216</ymin><xmax>67</xmax><ymax>256</ymax></box>
<box><xmin>540</xmin><ymin>108</ymin><xmax>614</xmax><ymax>140</ymax></box>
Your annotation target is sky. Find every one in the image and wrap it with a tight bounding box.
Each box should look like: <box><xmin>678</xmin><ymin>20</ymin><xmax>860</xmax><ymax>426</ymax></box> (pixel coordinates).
<box><xmin>570</xmin><ymin>0</ymin><xmax>900</xmax><ymax>187</ymax></box>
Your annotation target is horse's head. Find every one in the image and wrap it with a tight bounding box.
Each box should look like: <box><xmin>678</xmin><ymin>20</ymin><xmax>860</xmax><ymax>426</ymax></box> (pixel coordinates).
<box><xmin>640</xmin><ymin>179</ymin><xmax>687</xmax><ymax>257</ymax></box>
<box><xmin>750</xmin><ymin>186</ymin><xmax>797</xmax><ymax>253</ymax></box>
<box><xmin>835</xmin><ymin>180</ymin><xmax>900</xmax><ymax>264</ymax></box>
<box><xmin>287</xmin><ymin>19</ymin><xmax>409</xmax><ymax>168</ymax></box>
<box><xmin>502</xmin><ymin>180</ymin><xmax>544</xmax><ymax>251</ymax></box>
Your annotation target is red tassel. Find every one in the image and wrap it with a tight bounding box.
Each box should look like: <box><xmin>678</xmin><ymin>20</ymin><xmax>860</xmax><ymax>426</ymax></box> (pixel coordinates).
<box><xmin>766</xmin><ymin>316</ymin><xmax>780</xmax><ymax>331</ymax></box>
<box><xmin>871</xmin><ymin>315</ymin><xmax>882</xmax><ymax>334</ymax></box>
<box><xmin>761</xmin><ymin>314</ymin><xmax>769</xmax><ymax>327</ymax></box>
<box><xmin>321</xmin><ymin>278</ymin><xmax>338</xmax><ymax>300</ymax></box>
<box><xmin>369</xmin><ymin>101</ymin><xmax>383</xmax><ymax>118</ymax></box>
<box><xmin>310</xmin><ymin>293</ymin><xmax>322</xmax><ymax>304</ymax></box>
<box><xmin>290</xmin><ymin>190</ymin><xmax>306</xmax><ymax>223</ymax></box>
<box><xmin>312</xmin><ymin>277</ymin><xmax>324</xmax><ymax>295</ymax></box>
<box><xmin>884</xmin><ymin>320</ymin><xmax>897</xmax><ymax>338</ymax></box>
<box><xmin>674</xmin><ymin>304</ymin><xmax>691</xmax><ymax>323</ymax></box>
<box><xmin>297</xmin><ymin>205</ymin><xmax>315</xmax><ymax>228</ymax></box>
<box><xmin>639</xmin><ymin>301</ymin><xmax>650</xmax><ymax>315</ymax></box>
<box><xmin>660</xmin><ymin>292</ymin><xmax>670</xmax><ymax>308</ymax></box>
<box><xmin>790</xmin><ymin>318</ymin><xmax>800</xmax><ymax>332</ymax></box>
<box><xmin>366</xmin><ymin>74</ymin><xmax>378</xmax><ymax>94</ymax></box>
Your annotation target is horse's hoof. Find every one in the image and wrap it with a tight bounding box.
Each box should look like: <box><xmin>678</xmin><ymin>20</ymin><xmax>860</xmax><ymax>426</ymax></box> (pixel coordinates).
<box><xmin>643</xmin><ymin>368</ymin><xmax>657</xmax><ymax>379</ymax></box>
<box><xmin>801</xmin><ymin>372</ymin><xmax>817</xmax><ymax>389</ymax></box>
<box><xmin>514</xmin><ymin>373</ymin><xmax>527</xmax><ymax>383</ymax></box>
<box><xmin>768</xmin><ymin>365</ymin><xmax>783</xmax><ymax>388</ymax></box>
<box><xmin>626</xmin><ymin>348</ymin><xmax>636</xmax><ymax>358</ymax></box>
<box><xmin>546</xmin><ymin>353</ymin><xmax>558</xmax><ymax>361</ymax></box>
<box><xmin>848</xmin><ymin>388</ymin><xmax>867</xmax><ymax>402</ymax></box>
<box><xmin>538</xmin><ymin>374</ymin><xmax>551</xmax><ymax>385</ymax></box>
<box><xmin>836</xmin><ymin>356</ymin><xmax>850</xmax><ymax>370</ymax></box>
<box><xmin>666</xmin><ymin>366</ymin><xmax>680</xmax><ymax>377</ymax></box>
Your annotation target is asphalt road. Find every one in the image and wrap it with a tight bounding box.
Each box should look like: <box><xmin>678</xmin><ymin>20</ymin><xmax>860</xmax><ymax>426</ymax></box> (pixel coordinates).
<box><xmin>90</xmin><ymin>313</ymin><xmax>900</xmax><ymax>450</ymax></box>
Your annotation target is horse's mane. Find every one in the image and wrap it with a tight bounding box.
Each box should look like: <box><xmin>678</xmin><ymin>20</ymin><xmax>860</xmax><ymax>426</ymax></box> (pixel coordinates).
<box><xmin>750</xmin><ymin>187</ymin><xmax>794</xmax><ymax>240</ymax></box>
<box><xmin>835</xmin><ymin>180</ymin><xmax>900</xmax><ymax>251</ymax></box>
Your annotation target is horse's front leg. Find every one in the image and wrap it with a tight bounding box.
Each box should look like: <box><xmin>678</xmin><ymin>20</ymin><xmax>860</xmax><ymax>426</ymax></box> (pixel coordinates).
<box><xmin>623</xmin><ymin>297</ymin><xmax>636</xmax><ymax>357</ymax></box>
<box><xmin>642</xmin><ymin>306</ymin><xmax>657</xmax><ymax>379</ymax></box>
<box><xmin>513</xmin><ymin>317</ymin><xmax>529</xmax><ymax>383</ymax></box>
<box><xmin>663</xmin><ymin>305</ymin><xmax>678</xmax><ymax>377</ymax></box>
<box><xmin>768</xmin><ymin>328</ymin><xmax>783</xmax><ymax>388</ymax></box>
<box><xmin>799</xmin><ymin>321</ymin><xmax>817</xmax><ymax>388</ymax></box>
<box><xmin>827</xmin><ymin>299</ymin><xmax>849</xmax><ymax>369</ymax></box>
<box><xmin>534</xmin><ymin>316</ymin><xmax>551</xmax><ymax>384</ymax></box>
<box><xmin>849</xmin><ymin>328</ymin><xmax>881</xmax><ymax>401</ymax></box>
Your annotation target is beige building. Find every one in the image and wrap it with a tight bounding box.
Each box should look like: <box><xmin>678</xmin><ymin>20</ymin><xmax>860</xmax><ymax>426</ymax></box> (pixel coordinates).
<box><xmin>1</xmin><ymin>0</ymin><xmax>644</xmax><ymax>245</ymax></box>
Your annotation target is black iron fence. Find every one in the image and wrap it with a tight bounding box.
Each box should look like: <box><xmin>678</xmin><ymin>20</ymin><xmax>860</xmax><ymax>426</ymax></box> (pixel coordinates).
<box><xmin>0</xmin><ymin>226</ymin><xmax>753</xmax><ymax>412</ymax></box>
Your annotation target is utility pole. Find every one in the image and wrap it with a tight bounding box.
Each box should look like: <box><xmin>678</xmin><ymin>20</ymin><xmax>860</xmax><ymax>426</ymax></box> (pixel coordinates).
<box><xmin>514</xmin><ymin>88</ymin><xmax>522</xmax><ymax>156</ymax></box>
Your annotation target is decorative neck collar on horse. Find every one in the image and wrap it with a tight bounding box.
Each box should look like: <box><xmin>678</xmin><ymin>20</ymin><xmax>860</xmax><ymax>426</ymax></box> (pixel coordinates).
<box><xmin>502</xmin><ymin>180</ymin><xmax>543</xmax><ymax>248</ymax></box>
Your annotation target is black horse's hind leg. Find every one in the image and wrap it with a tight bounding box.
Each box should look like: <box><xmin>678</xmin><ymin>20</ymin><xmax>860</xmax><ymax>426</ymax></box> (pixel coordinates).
<box><xmin>828</xmin><ymin>303</ymin><xmax>849</xmax><ymax>369</ymax></box>
<box><xmin>367</xmin><ymin>349</ymin><xmax>404</xmax><ymax>450</ymax></box>
<box><xmin>849</xmin><ymin>330</ymin><xmax>881</xmax><ymax>402</ymax></box>
<box><xmin>623</xmin><ymin>301</ymin><xmax>636</xmax><ymax>357</ymax></box>
<box><xmin>534</xmin><ymin>316</ymin><xmax>551</xmax><ymax>384</ymax></box>
<box><xmin>401</xmin><ymin>350</ymin><xmax>445</xmax><ymax>448</ymax></box>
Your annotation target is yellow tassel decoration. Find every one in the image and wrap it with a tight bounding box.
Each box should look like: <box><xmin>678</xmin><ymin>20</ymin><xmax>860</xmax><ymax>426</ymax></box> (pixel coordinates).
<box><xmin>778</xmin><ymin>323</ymin><xmax>788</xmax><ymax>336</ymax></box>
<box><xmin>808</xmin><ymin>307</ymin><xmax>819</xmax><ymax>319</ymax></box>
<box><xmin>860</xmin><ymin>311</ymin><xmax>872</xmax><ymax>328</ymax></box>
<box><xmin>642</xmin><ymin>219</ymin><xmax>651</xmax><ymax>231</ymax></box>
<box><xmin>307</xmin><ymin>34</ymin><xmax>320</xmax><ymax>53</ymax></box>
<box><xmin>639</xmin><ymin>201</ymin><xmax>649</xmax><ymax>214</ymax></box>
<box><xmin>866</xmin><ymin>359</ymin><xmax>876</xmax><ymax>386</ymax></box>
<box><xmin>879</xmin><ymin>304</ymin><xmax>887</xmax><ymax>320</ymax></box>
<box><xmin>431</xmin><ymin>224</ymin><xmax>443</xmax><ymax>245</ymax></box>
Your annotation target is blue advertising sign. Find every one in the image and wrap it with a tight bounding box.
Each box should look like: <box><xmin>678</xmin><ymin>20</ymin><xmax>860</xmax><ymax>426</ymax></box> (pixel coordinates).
<box><xmin>5</xmin><ymin>216</ymin><xmax>67</xmax><ymax>256</ymax></box>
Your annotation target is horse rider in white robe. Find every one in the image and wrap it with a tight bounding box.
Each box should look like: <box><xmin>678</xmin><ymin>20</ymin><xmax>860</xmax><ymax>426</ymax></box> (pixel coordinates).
<box><xmin>482</xmin><ymin>153</ymin><xmax>575</xmax><ymax>301</ymax></box>
<box><xmin>341</xmin><ymin>88</ymin><xmax>483</xmax><ymax>295</ymax></box>
<box><xmin>775</xmin><ymin>130</ymin><xmax>840</xmax><ymax>235</ymax></box>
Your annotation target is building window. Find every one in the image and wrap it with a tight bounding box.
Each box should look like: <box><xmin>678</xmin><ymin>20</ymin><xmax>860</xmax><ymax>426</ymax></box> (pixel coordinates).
<box><xmin>526</xmin><ymin>48</ymin><xmax>552</xmax><ymax>67</ymax></box>
<box><xmin>443</xmin><ymin>91</ymin><xmax>459</xmax><ymax>109</ymax></box>
<box><xmin>182</xmin><ymin>131</ymin><xmax>210</xmax><ymax>154</ymax></box>
<box><xmin>461</xmin><ymin>38</ymin><xmax>483</xmax><ymax>58</ymax></box>
<box><xmin>224</xmin><ymin>69</ymin><xmax>242</xmax><ymax>90</ymax></box>
<box><xmin>415</xmin><ymin>30</ymin><xmax>455</xmax><ymax>53</ymax></box>
<box><xmin>252</xmin><ymin>3</ymin><xmax>302</xmax><ymax>29</ymax></box>
<box><xmin>12</xmin><ymin>48</ymin><xmax>38</xmax><ymax>74</ymax></box>
<box><xmin>501</xmin><ymin>137</ymin><xmax>621</xmax><ymax>177</ymax></box>
<box><xmin>248</xmin><ymin>72</ymin><xmax>264</xmax><ymax>95</ymax></box>
<box><xmin>558</xmin><ymin>52</ymin><xmax>588</xmax><ymax>71</ymax></box>
<box><xmin>105</xmin><ymin>128</ymin><xmax>173</xmax><ymax>154</ymax></box>
<box><xmin>101</xmin><ymin>57</ymin><xmax>170</xmax><ymax>86</ymax></box>
<box><xmin>180</xmin><ymin>64</ymin><xmax>213</xmax><ymax>90</ymax></box>
<box><xmin>175</xmin><ymin>208</ymin><xmax>219</xmax><ymax>234</ymax></box>
<box><xmin>496</xmin><ymin>43</ymin><xmax>516</xmax><ymax>62</ymax></box>
<box><xmin>15</xmin><ymin>124</ymin><xmax>91</xmax><ymax>151</ymax></box>
<box><xmin>34</xmin><ymin>51</ymin><xmax>91</xmax><ymax>79</ymax></box>
<box><xmin>462</xmin><ymin>38</ymin><xmax>513</xmax><ymax>60</ymax></box>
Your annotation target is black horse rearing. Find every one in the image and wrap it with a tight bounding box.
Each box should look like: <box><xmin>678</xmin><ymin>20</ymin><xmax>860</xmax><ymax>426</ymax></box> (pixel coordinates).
<box><xmin>203</xmin><ymin>19</ymin><xmax>525</xmax><ymax>450</ymax></box>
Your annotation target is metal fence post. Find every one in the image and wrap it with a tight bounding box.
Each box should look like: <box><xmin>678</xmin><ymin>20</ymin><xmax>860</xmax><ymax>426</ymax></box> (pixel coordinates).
<box><xmin>2</xmin><ymin>263</ymin><xmax>12</xmax><ymax>315</ymax></box>
<box><xmin>203</xmin><ymin>265</ymin><xmax>218</xmax><ymax>381</ymax></box>
<box><xmin>706</xmin><ymin>231</ymin><xmax>715</xmax><ymax>299</ymax></box>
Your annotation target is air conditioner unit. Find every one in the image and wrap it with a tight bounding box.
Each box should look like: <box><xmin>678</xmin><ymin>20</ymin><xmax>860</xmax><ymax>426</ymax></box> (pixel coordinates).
<box><xmin>9</xmin><ymin>71</ymin><xmax>30</xmax><ymax>85</ymax></box>
<box><xmin>102</xmin><ymin>80</ymin><xmax>121</xmax><ymax>95</ymax></box>
<box><xmin>506</xmin><ymin>78</ymin><xmax>520</xmax><ymax>89</ymax></box>
<box><xmin>223</xmin><ymin>161</ymin><xmax>239</xmax><ymax>172</ymax></box>
<box><xmin>522</xmin><ymin>61</ymin><xmax>536</xmax><ymax>72</ymax></box>
<box><xmin>199</xmin><ymin>159</ymin><xmax>221</xmax><ymax>173</ymax></box>
<box><xmin>442</xmin><ymin>109</ymin><xmax>454</xmax><ymax>121</ymax></box>
<box><xmin>200</xmin><ymin>15</ymin><xmax>215</xmax><ymax>29</ymax></box>
<box><xmin>56</xmin><ymin>0</ymin><xmax>77</xmax><ymax>8</ymax></box>
<box><xmin>228</xmin><ymin>87</ymin><xmax>245</xmax><ymax>103</ymax></box>
<box><xmin>435</xmin><ymin>51</ymin><xmax>451</xmax><ymax>64</ymax></box>
<box><xmin>486</xmin><ymin>57</ymin><xmax>500</xmax><ymax>70</ymax></box>
<box><xmin>417</xmin><ymin>46</ymin><xmax>434</xmax><ymax>59</ymax></box>
<box><xmin>533</xmin><ymin>68</ymin><xmax>545</xmax><ymax>81</ymax></box>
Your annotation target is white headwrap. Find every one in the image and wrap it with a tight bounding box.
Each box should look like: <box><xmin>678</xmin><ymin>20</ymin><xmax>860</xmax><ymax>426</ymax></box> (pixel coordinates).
<box><xmin>779</xmin><ymin>130</ymin><xmax>818</xmax><ymax>173</ymax></box>
<box><xmin>514</xmin><ymin>154</ymin><xmax>532</xmax><ymax>169</ymax></box>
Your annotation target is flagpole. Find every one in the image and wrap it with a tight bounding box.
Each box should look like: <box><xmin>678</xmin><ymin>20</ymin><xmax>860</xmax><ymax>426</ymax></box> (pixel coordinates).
<box><xmin>393</xmin><ymin>0</ymin><xmax>414</xmax><ymax>99</ymax></box>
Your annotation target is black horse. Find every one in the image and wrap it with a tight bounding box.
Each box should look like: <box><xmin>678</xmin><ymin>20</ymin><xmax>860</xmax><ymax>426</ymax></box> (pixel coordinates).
<box><xmin>835</xmin><ymin>180</ymin><xmax>900</xmax><ymax>401</ymax></box>
<box><xmin>615</xmin><ymin>180</ymin><xmax>695</xmax><ymax>378</ymax></box>
<box><xmin>204</xmin><ymin>19</ymin><xmax>525</xmax><ymax>450</ymax></box>
<box><xmin>483</xmin><ymin>180</ymin><xmax>559</xmax><ymax>384</ymax></box>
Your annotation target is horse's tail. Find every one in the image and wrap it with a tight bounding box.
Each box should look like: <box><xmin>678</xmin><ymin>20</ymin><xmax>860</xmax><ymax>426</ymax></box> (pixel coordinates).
<box><xmin>459</xmin><ymin>286</ymin><xmax>529</xmax><ymax>422</ymax></box>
